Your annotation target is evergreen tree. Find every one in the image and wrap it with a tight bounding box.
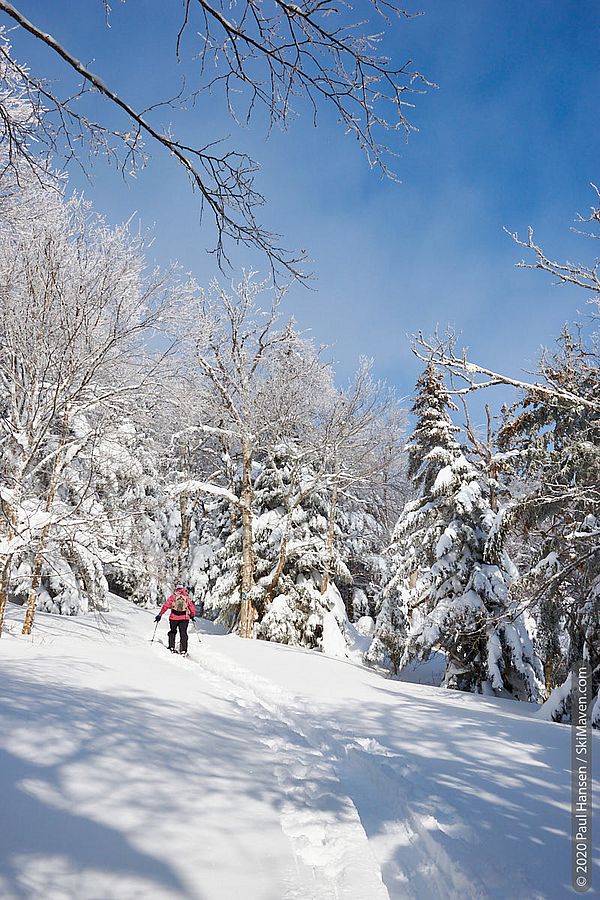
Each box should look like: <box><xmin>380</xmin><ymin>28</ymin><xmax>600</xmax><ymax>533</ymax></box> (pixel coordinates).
<box><xmin>498</xmin><ymin>328</ymin><xmax>600</xmax><ymax>720</ymax></box>
<box><xmin>201</xmin><ymin>500</ymin><xmax>246</xmax><ymax>631</ymax></box>
<box><xmin>370</xmin><ymin>363</ymin><xmax>543</xmax><ymax>698</ymax></box>
<box><xmin>97</xmin><ymin>422</ymin><xmax>177</xmax><ymax>608</ymax></box>
<box><xmin>193</xmin><ymin>445</ymin><xmax>353</xmax><ymax>651</ymax></box>
<box><xmin>252</xmin><ymin>445</ymin><xmax>352</xmax><ymax>654</ymax></box>
<box><xmin>184</xmin><ymin>495</ymin><xmax>229</xmax><ymax>613</ymax></box>
<box><xmin>336</xmin><ymin>500</ymin><xmax>391</xmax><ymax>623</ymax></box>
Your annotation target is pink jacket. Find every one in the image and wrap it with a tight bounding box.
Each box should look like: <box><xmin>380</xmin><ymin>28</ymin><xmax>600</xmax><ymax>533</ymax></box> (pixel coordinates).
<box><xmin>160</xmin><ymin>589</ymin><xmax>196</xmax><ymax>621</ymax></box>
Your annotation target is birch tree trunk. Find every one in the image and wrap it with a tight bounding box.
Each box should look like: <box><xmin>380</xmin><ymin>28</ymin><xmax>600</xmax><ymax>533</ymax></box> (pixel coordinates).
<box><xmin>21</xmin><ymin>516</ymin><xmax>53</xmax><ymax>636</ymax></box>
<box><xmin>178</xmin><ymin>490</ymin><xmax>191</xmax><ymax>581</ymax></box>
<box><xmin>320</xmin><ymin>477</ymin><xmax>339</xmax><ymax>595</ymax></box>
<box><xmin>178</xmin><ymin>440</ymin><xmax>191</xmax><ymax>581</ymax></box>
<box><xmin>0</xmin><ymin>470</ymin><xmax>22</xmax><ymax>637</ymax></box>
<box><xmin>0</xmin><ymin>555</ymin><xmax>12</xmax><ymax>637</ymax></box>
<box><xmin>239</xmin><ymin>435</ymin><xmax>256</xmax><ymax>638</ymax></box>
<box><xmin>22</xmin><ymin>412</ymin><xmax>69</xmax><ymax>636</ymax></box>
<box><xmin>0</xmin><ymin>357</ymin><xmax>27</xmax><ymax>636</ymax></box>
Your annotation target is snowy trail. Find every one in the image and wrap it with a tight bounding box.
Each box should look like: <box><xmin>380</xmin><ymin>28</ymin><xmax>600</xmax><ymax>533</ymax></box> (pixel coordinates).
<box><xmin>0</xmin><ymin>605</ymin><xmax>387</xmax><ymax>900</ymax></box>
<box><xmin>1</xmin><ymin>646</ymin><xmax>306</xmax><ymax>899</ymax></box>
<box><xmin>183</xmin><ymin>640</ymin><xmax>476</xmax><ymax>899</ymax></box>
<box><xmin>157</xmin><ymin>639</ymin><xmax>388</xmax><ymax>900</ymax></box>
<box><xmin>1</xmin><ymin>600</ymin><xmax>599</xmax><ymax>899</ymax></box>
<box><xmin>195</xmin><ymin>628</ymin><xmax>600</xmax><ymax>900</ymax></box>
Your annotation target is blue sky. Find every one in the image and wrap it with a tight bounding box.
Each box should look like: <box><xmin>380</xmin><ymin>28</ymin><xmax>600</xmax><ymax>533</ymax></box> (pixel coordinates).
<box><xmin>6</xmin><ymin>1</ymin><xmax>600</xmax><ymax>416</ymax></box>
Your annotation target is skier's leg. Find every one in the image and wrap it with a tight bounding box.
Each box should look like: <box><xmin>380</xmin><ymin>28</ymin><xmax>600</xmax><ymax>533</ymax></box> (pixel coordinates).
<box><xmin>168</xmin><ymin>620</ymin><xmax>177</xmax><ymax>651</ymax></box>
<box><xmin>180</xmin><ymin>620</ymin><xmax>189</xmax><ymax>653</ymax></box>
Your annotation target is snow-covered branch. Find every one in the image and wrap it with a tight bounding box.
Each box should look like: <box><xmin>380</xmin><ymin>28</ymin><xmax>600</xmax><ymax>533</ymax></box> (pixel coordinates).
<box><xmin>413</xmin><ymin>333</ymin><xmax>600</xmax><ymax>411</ymax></box>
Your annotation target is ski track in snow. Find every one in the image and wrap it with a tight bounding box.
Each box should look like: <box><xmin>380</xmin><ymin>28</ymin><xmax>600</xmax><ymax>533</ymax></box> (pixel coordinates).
<box><xmin>172</xmin><ymin>639</ymin><xmax>502</xmax><ymax>900</ymax></box>
<box><xmin>156</xmin><ymin>639</ymin><xmax>389</xmax><ymax>900</ymax></box>
<box><xmin>1</xmin><ymin>602</ymin><xmax>598</xmax><ymax>899</ymax></box>
<box><xmin>160</xmin><ymin>633</ymin><xmax>582</xmax><ymax>900</ymax></box>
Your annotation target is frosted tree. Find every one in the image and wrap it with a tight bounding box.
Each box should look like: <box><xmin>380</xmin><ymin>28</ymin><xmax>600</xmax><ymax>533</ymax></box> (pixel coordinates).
<box><xmin>336</xmin><ymin>500</ymin><xmax>393</xmax><ymax>623</ymax></box>
<box><xmin>414</xmin><ymin>188</ymin><xmax>600</xmax><ymax>721</ymax></box>
<box><xmin>0</xmin><ymin>27</ymin><xmax>56</xmax><ymax>187</ymax></box>
<box><xmin>92</xmin><ymin>416</ymin><xmax>179</xmax><ymax>608</ymax></box>
<box><xmin>182</xmin><ymin>353</ymin><xmax>403</xmax><ymax>654</ymax></box>
<box><xmin>326</xmin><ymin>380</ymin><xmax>407</xmax><ymax>633</ymax></box>
<box><xmin>177</xmin><ymin>428</ymin><xmax>242</xmax><ymax>616</ymax></box>
<box><xmin>184</xmin><ymin>496</ymin><xmax>229</xmax><ymax>609</ymax></box>
<box><xmin>171</xmin><ymin>274</ymin><xmax>332</xmax><ymax>636</ymax></box>
<box><xmin>0</xmin><ymin>3</ymin><xmax>428</xmax><ymax>276</ymax></box>
<box><xmin>370</xmin><ymin>362</ymin><xmax>543</xmax><ymax>698</ymax></box>
<box><xmin>242</xmin><ymin>361</ymin><xmax>404</xmax><ymax>654</ymax></box>
<box><xmin>367</xmin><ymin>362</ymin><xmax>458</xmax><ymax>669</ymax></box>
<box><xmin>252</xmin><ymin>443</ymin><xmax>352</xmax><ymax>655</ymax></box>
<box><xmin>8</xmin><ymin>431</ymin><xmax>111</xmax><ymax>618</ymax></box>
<box><xmin>200</xmin><ymin>439</ymin><xmax>344</xmax><ymax>644</ymax></box>
<box><xmin>0</xmin><ymin>173</ymin><xmax>176</xmax><ymax>635</ymax></box>
<box><xmin>497</xmin><ymin>328</ymin><xmax>600</xmax><ymax>718</ymax></box>
<box><xmin>316</xmin><ymin>359</ymin><xmax>406</xmax><ymax>599</ymax></box>
<box><xmin>148</xmin><ymin>370</ymin><xmax>219</xmax><ymax>595</ymax></box>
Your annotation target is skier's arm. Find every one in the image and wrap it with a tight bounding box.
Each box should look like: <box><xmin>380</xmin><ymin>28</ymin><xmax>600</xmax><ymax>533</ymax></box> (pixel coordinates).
<box><xmin>158</xmin><ymin>597</ymin><xmax>174</xmax><ymax>617</ymax></box>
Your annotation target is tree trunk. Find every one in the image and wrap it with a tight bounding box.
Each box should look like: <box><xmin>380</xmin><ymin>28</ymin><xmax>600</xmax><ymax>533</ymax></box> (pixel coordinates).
<box><xmin>265</xmin><ymin>533</ymin><xmax>288</xmax><ymax>605</ymax></box>
<box><xmin>178</xmin><ymin>439</ymin><xmax>191</xmax><ymax>581</ymax></box>
<box><xmin>0</xmin><ymin>488</ymin><xmax>20</xmax><ymax>637</ymax></box>
<box><xmin>0</xmin><ymin>555</ymin><xmax>12</xmax><ymax>637</ymax></box>
<box><xmin>22</xmin><ymin>411</ymin><xmax>69</xmax><ymax>636</ymax></box>
<box><xmin>238</xmin><ymin>436</ymin><xmax>256</xmax><ymax>638</ymax></box>
<box><xmin>320</xmin><ymin>478</ymin><xmax>339</xmax><ymax>595</ymax></box>
<box><xmin>21</xmin><ymin>519</ymin><xmax>53</xmax><ymax>636</ymax></box>
<box><xmin>178</xmin><ymin>491</ymin><xmax>191</xmax><ymax>581</ymax></box>
<box><xmin>543</xmin><ymin>658</ymin><xmax>554</xmax><ymax>699</ymax></box>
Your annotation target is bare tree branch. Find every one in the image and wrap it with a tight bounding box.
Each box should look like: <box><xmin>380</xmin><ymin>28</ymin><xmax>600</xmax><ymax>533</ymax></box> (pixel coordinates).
<box><xmin>0</xmin><ymin>0</ymin><xmax>429</xmax><ymax>279</ymax></box>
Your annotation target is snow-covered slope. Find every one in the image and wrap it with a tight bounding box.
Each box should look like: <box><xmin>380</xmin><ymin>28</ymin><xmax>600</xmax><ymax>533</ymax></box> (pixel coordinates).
<box><xmin>0</xmin><ymin>600</ymin><xmax>598</xmax><ymax>900</ymax></box>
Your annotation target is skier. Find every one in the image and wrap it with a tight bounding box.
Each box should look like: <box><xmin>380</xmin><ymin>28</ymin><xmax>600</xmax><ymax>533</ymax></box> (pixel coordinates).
<box><xmin>155</xmin><ymin>586</ymin><xmax>196</xmax><ymax>654</ymax></box>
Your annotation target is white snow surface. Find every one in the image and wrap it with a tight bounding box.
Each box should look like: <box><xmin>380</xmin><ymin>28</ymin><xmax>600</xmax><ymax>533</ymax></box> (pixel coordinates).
<box><xmin>0</xmin><ymin>598</ymin><xmax>598</xmax><ymax>900</ymax></box>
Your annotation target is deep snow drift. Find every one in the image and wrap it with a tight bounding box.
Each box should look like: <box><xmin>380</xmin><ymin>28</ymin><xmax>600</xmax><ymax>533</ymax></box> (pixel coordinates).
<box><xmin>0</xmin><ymin>599</ymin><xmax>598</xmax><ymax>900</ymax></box>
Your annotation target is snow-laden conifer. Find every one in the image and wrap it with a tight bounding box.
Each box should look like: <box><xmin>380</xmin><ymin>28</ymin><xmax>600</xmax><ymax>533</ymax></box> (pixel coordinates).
<box><xmin>370</xmin><ymin>363</ymin><xmax>543</xmax><ymax>698</ymax></box>
<box><xmin>252</xmin><ymin>445</ymin><xmax>352</xmax><ymax>654</ymax></box>
<box><xmin>336</xmin><ymin>502</ymin><xmax>391</xmax><ymax>623</ymax></box>
<box><xmin>498</xmin><ymin>328</ymin><xmax>600</xmax><ymax>720</ymax></box>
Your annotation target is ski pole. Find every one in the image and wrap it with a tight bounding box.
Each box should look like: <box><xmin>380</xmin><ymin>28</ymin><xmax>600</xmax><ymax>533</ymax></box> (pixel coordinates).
<box><xmin>150</xmin><ymin>620</ymin><xmax>159</xmax><ymax>643</ymax></box>
<box><xmin>191</xmin><ymin>617</ymin><xmax>202</xmax><ymax>645</ymax></box>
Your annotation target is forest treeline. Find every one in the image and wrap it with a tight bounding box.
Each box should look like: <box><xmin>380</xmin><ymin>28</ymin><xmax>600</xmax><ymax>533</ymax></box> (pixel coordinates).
<box><xmin>0</xmin><ymin>30</ymin><xmax>598</xmax><ymax>726</ymax></box>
